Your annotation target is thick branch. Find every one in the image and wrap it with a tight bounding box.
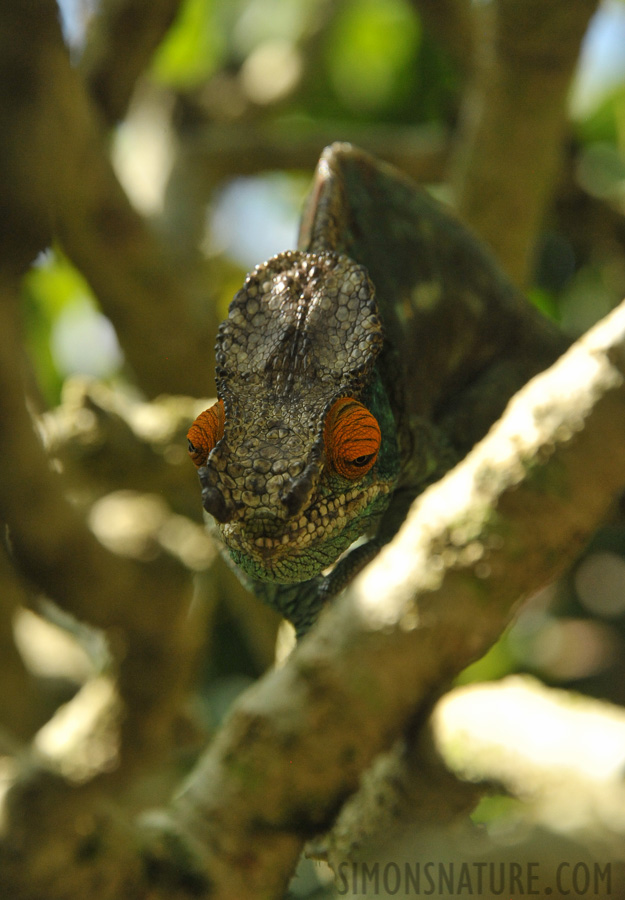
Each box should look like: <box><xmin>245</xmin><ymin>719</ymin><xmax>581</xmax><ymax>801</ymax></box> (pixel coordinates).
<box><xmin>322</xmin><ymin>677</ymin><xmax>625</xmax><ymax>877</ymax></box>
<box><xmin>146</xmin><ymin>300</ymin><xmax>625</xmax><ymax>898</ymax></box>
<box><xmin>450</xmin><ymin>0</ymin><xmax>599</xmax><ymax>285</ymax></box>
<box><xmin>81</xmin><ymin>0</ymin><xmax>184</xmax><ymax>124</ymax></box>
<box><xmin>179</xmin><ymin>122</ymin><xmax>447</xmax><ymax>183</ymax></box>
<box><xmin>0</xmin><ymin>1</ymin><xmax>214</xmax><ymax>397</ymax></box>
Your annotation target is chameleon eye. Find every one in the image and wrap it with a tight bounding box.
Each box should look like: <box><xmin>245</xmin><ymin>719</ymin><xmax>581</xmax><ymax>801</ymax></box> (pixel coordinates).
<box><xmin>187</xmin><ymin>400</ymin><xmax>225</xmax><ymax>468</ymax></box>
<box><xmin>324</xmin><ymin>397</ymin><xmax>381</xmax><ymax>480</ymax></box>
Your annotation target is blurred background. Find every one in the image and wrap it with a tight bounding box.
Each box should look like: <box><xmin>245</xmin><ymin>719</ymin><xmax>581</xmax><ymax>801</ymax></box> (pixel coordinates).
<box><xmin>36</xmin><ymin>0</ymin><xmax>625</xmax><ymax>704</ymax></box>
<box><xmin>43</xmin><ymin>0</ymin><xmax>625</xmax><ymax>398</ymax></box>
<box><xmin>3</xmin><ymin>0</ymin><xmax>625</xmax><ymax>895</ymax></box>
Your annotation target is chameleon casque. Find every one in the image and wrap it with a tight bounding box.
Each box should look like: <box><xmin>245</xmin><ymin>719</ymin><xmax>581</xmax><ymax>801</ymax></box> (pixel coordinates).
<box><xmin>187</xmin><ymin>144</ymin><xmax>564</xmax><ymax>637</ymax></box>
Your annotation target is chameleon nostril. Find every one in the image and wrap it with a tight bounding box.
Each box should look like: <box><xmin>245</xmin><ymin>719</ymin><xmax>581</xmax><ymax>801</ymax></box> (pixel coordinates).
<box><xmin>202</xmin><ymin>486</ymin><xmax>233</xmax><ymax>524</ymax></box>
<box><xmin>280</xmin><ymin>471</ymin><xmax>315</xmax><ymax>517</ymax></box>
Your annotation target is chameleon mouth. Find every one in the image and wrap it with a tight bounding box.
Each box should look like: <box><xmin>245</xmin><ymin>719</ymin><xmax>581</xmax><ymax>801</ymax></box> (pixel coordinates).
<box><xmin>232</xmin><ymin>521</ymin><xmax>294</xmax><ymax>560</ymax></box>
<box><xmin>219</xmin><ymin>483</ymin><xmax>393</xmax><ymax>582</ymax></box>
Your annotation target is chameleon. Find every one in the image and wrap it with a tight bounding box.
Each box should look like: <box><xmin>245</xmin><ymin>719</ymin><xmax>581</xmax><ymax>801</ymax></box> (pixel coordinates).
<box><xmin>187</xmin><ymin>143</ymin><xmax>565</xmax><ymax>637</ymax></box>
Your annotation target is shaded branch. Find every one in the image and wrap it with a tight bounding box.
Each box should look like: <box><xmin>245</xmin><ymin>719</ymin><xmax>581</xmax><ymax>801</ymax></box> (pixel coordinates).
<box><xmin>322</xmin><ymin>677</ymin><xmax>625</xmax><ymax>879</ymax></box>
<box><xmin>41</xmin><ymin>378</ymin><xmax>210</xmax><ymax>520</ymax></box>
<box><xmin>409</xmin><ymin>0</ymin><xmax>474</xmax><ymax>75</ymax></box>
<box><xmin>314</xmin><ymin>725</ymin><xmax>481</xmax><ymax>868</ymax></box>
<box><xmin>0</xmin><ymin>0</ymin><xmax>215</xmax><ymax>398</ymax></box>
<box><xmin>450</xmin><ymin>0</ymin><xmax>599</xmax><ymax>286</ymax></box>
<box><xmin>80</xmin><ymin>0</ymin><xmax>184</xmax><ymax>124</ymax></box>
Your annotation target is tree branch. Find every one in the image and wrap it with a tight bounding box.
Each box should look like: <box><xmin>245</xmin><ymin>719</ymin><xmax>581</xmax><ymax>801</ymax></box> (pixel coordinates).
<box><xmin>0</xmin><ymin>0</ymin><xmax>215</xmax><ymax>398</ymax></box>
<box><xmin>450</xmin><ymin>0</ymin><xmax>599</xmax><ymax>286</ymax></box>
<box><xmin>41</xmin><ymin>378</ymin><xmax>209</xmax><ymax>520</ymax></box>
<box><xmin>80</xmin><ymin>0</ymin><xmax>184</xmax><ymax>124</ymax></box>
<box><xmin>322</xmin><ymin>676</ymin><xmax>625</xmax><ymax>879</ymax></box>
<box><xmin>0</xmin><ymin>545</ymin><xmax>44</xmax><ymax>741</ymax></box>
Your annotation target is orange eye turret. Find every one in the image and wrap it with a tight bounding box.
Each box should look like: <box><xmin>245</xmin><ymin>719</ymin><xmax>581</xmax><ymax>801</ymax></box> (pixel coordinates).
<box><xmin>187</xmin><ymin>400</ymin><xmax>225</xmax><ymax>468</ymax></box>
<box><xmin>324</xmin><ymin>397</ymin><xmax>381</xmax><ymax>480</ymax></box>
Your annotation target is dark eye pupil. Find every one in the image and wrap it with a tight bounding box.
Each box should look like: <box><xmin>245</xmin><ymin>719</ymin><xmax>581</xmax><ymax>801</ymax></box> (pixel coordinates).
<box><xmin>351</xmin><ymin>454</ymin><xmax>373</xmax><ymax>467</ymax></box>
<box><xmin>187</xmin><ymin>439</ymin><xmax>197</xmax><ymax>452</ymax></box>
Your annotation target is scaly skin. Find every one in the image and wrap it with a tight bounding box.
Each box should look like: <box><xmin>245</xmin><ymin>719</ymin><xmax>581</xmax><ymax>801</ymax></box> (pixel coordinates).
<box><xmin>189</xmin><ymin>143</ymin><xmax>566</xmax><ymax>636</ymax></box>
<box><xmin>199</xmin><ymin>250</ymin><xmax>401</xmax><ymax>585</ymax></box>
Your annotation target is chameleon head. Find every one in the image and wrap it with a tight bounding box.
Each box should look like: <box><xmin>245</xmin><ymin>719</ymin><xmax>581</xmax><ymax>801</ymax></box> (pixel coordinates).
<box><xmin>187</xmin><ymin>250</ymin><xmax>400</xmax><ymax>583</ymax></box>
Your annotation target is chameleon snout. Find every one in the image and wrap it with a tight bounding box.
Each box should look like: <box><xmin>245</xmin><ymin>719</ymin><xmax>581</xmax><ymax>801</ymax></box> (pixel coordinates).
<box><xmin>199</xmin><ymin>456</ymin><xmax>317</xmax><ymax>528</ymax></box>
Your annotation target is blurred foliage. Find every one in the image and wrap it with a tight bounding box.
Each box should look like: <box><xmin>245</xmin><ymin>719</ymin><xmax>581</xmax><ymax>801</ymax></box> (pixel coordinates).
<box><xmin>324</xmin><ymin>0</ymin><xmax>421</xmax><ymax>116</ymax></box>
<box><xmin>574</xmin><ymin>84</ymin><xmax>625</xmax><ymax>145</ymax></box>
<box><xmin>151</xmin><ymin>0</ymin><xmax>456</xmax><ymax>120</ymax></box>
<box><xmin>23</xmin><ymin>249</ymin><xmax>123</xmax><ymax>405</ymax></box>
<box><xmin>152</xmin><ymin>0</ymin><xmax>222</xmax><ymax>87</ymax></box>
